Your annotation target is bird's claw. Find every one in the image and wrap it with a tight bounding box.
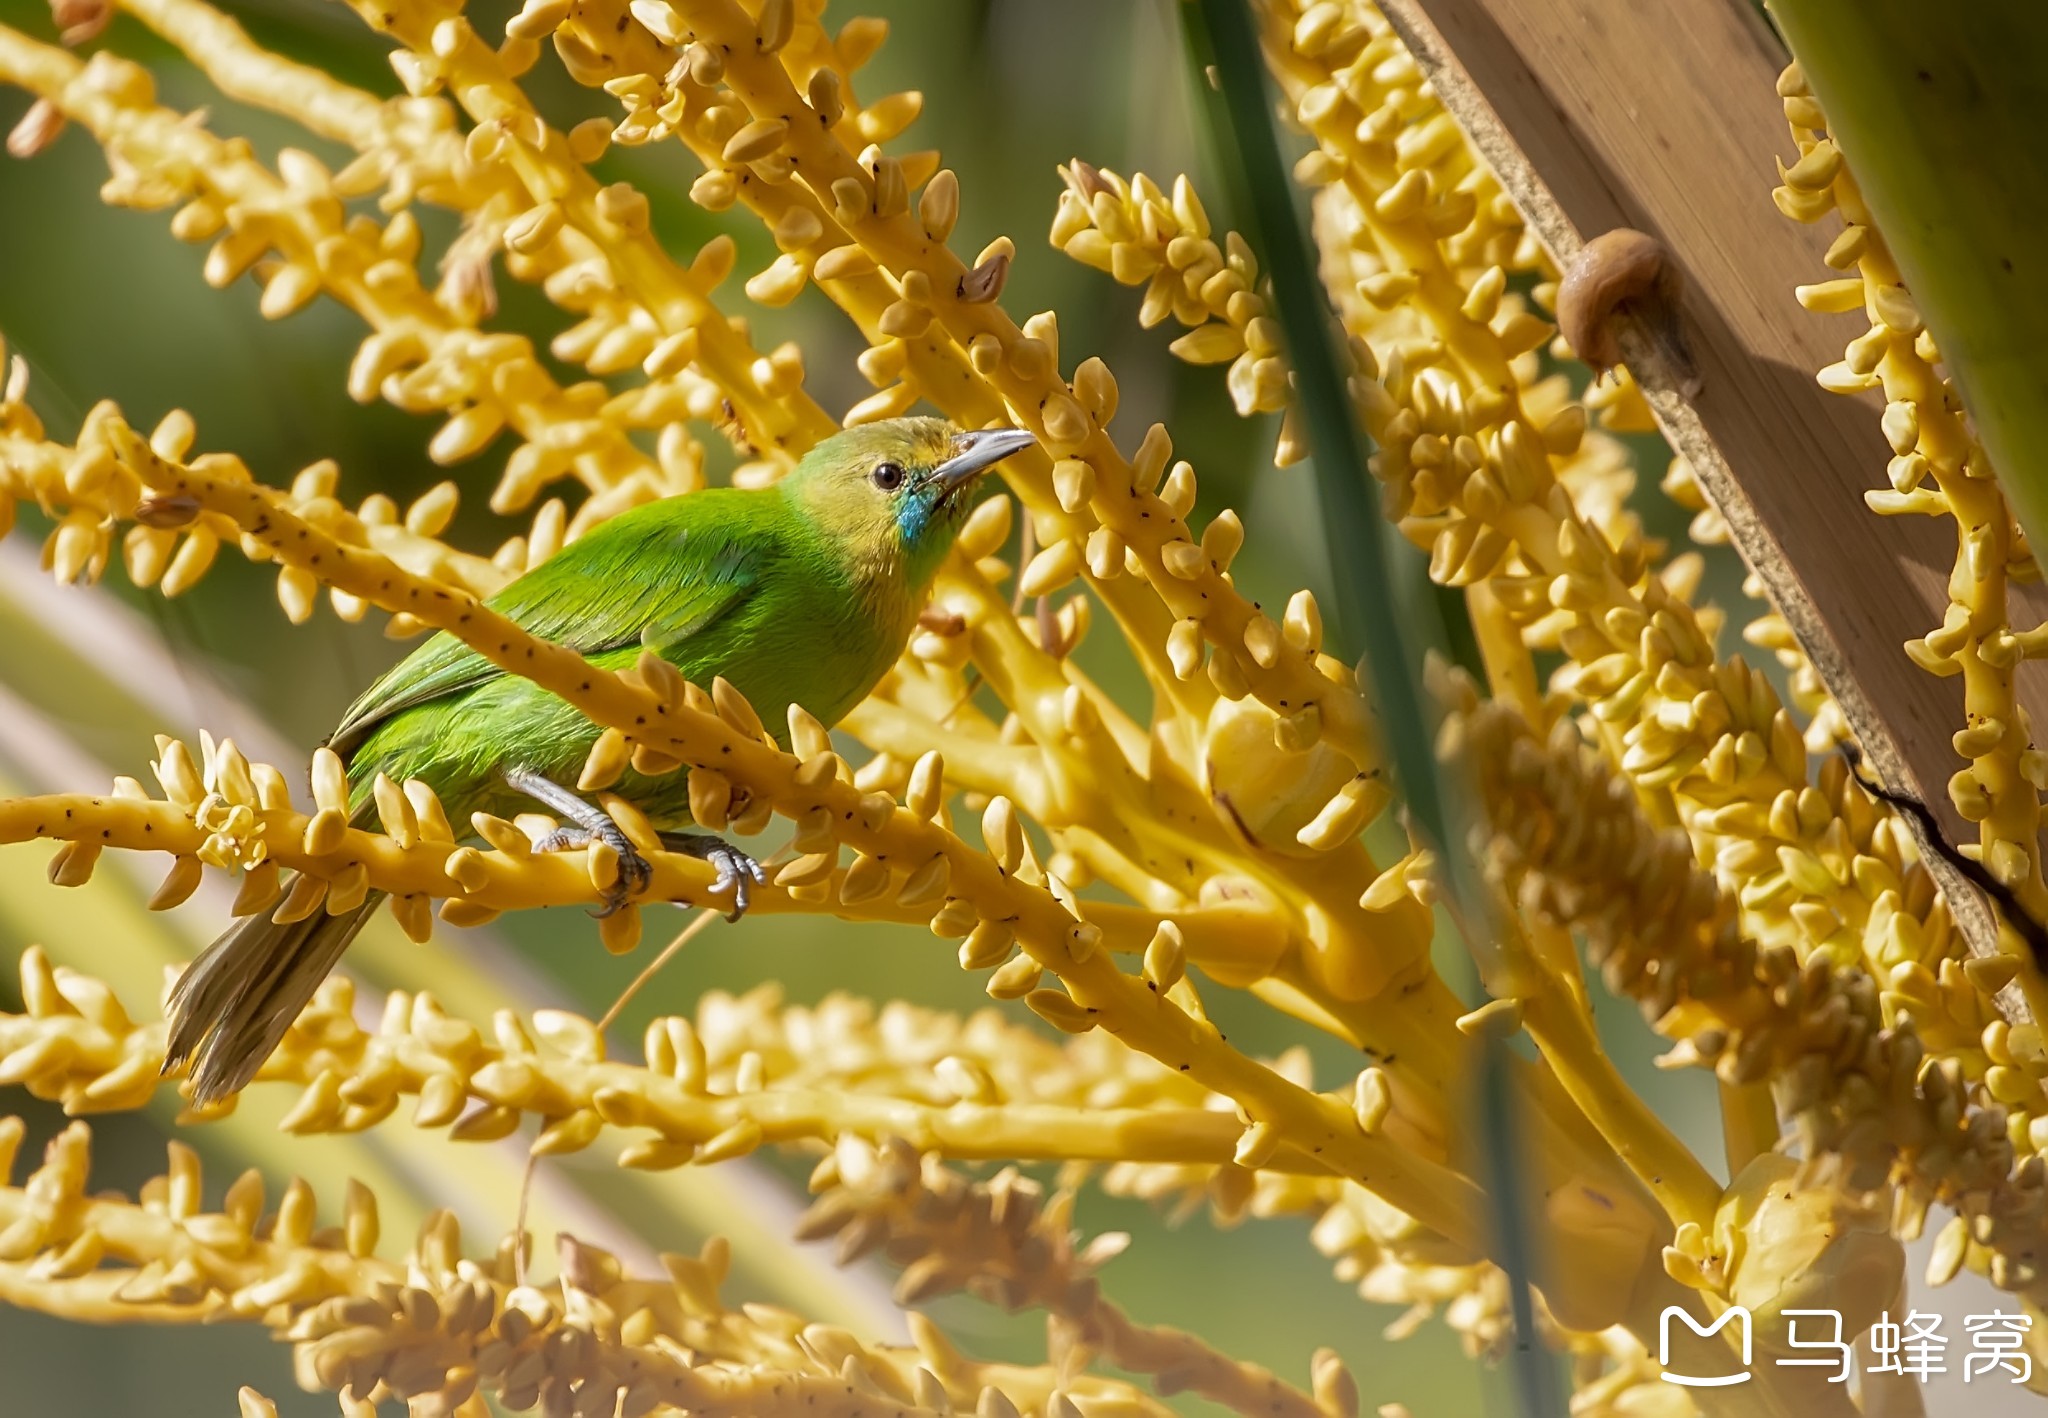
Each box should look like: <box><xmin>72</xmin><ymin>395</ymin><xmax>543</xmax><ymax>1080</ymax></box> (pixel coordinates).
<box><xmin>707</xmin><ymin>843</ymin><xmax>767</xmax><ymax>923</ymax></box>
<box><xmin>533</xmin><ymin>823</ymin><xmax>653</xmax><ymax>917</ymax></box>
<box><xmin>594</xmin><ymin>825</ymin><xmax>653</xmax><ymax>918</ymax></box>
<box><xmin>659</xmin><ymin>832</ymin><xmax>766</xmax><ymax>922</ymax></box>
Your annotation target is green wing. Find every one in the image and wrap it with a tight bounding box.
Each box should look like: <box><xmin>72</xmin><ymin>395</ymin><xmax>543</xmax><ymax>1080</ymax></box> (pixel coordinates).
<box><xmin>328</xmin><ymin>494</ymin><xmax>764</xmax><ymax>756</ymax></box>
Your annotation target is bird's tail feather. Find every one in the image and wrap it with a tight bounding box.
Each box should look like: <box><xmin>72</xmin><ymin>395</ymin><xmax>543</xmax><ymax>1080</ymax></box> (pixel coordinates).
<box><xmin>164</xmin><ymin>883</ymin><xmax>386</xmax><ymax>1106</ymax></box>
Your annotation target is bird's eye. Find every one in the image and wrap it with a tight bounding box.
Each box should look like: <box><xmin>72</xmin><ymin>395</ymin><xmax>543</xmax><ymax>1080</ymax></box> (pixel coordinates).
<box><xmin>870</xmin><ymin>461</ymin><xmax>905</xmax><ymax>492</ymax></box>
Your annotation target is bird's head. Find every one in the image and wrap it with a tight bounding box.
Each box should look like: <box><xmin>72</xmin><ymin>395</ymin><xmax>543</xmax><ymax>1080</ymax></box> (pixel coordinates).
<box><xmin>782</xmin><ymin>417</ymin><xmax>1036</xmax><ymax>587</ymax></box>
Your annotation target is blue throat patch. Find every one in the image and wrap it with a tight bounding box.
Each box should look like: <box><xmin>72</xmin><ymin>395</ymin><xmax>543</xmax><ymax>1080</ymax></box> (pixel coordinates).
<box><xmin>895</xmin><ymin>491</ymin><xmax>935</xmax><ymax>545</ymax></box>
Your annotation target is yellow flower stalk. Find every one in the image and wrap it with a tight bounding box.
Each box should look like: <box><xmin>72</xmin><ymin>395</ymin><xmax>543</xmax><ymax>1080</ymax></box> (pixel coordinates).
<box><xmin>1056</xmin><ymin>58</ymin><xmax>2015</xmax><ymax>1327</ymax></box>
<box><xmin>0</xmin><ymin>368</ymin><xmax>513</xmax><ymax>619</ymax></box>
<box><xmin>0</xmin><ymin>21</ymin><xmax>694</xmax><ymax>539</ymax></box>
<box><xmin>1052</xmin><ymin>5</ymin><xmax>1914</xmax><ymax>1033</ymax></box>
<box><xmin>1</xmin><ymin>0</ymin><xmax>2043</xmax><ymax>1411</ymax></box>
<box><xmin>1771</xmin><ymin>60</ymin><xmax>2048</xmax><ymax>997</ymax></box>
<box><xmin>799</xmin><ymin>1137</ymin><xmax>1336</xmax><ymax>1418</ymax></box>
<box><xmin>0</xmin><ymin>1115</ymin><xmax>1177</xmax><ymax>1418</ymax></box>
<box><xmin>0</xmin><ymin>941</ymin><xmax>1546</xmax><ymax>1395</ymax></box>
<box><xmin>1445</xmin><ymin>677</ymin><xmax>2048</xmax><ymax>1325</ymax></box>
<box><xmin>0</xmin><ymin>947</ymin><xmax>1264</xmax><ymax>1168</ymax></box>
<box><xmin>1153</xmin><ymin>14</ymin><xmax>2002</xmax><ymax>1168</ymax></box>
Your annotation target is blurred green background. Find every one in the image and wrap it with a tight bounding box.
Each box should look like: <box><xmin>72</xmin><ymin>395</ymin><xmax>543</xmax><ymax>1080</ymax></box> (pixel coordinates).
<box><xmin>0</xmin><ymin>0</ymin><xmax>1739</xmax><ymax>1414</ymax></box>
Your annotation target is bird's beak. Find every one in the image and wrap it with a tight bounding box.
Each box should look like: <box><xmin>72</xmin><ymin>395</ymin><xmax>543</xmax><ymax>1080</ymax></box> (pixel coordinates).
<box><xmin>932</xmin><ymin>427</ymin><xmax>1037</xmax><ymax>494</ymax></box>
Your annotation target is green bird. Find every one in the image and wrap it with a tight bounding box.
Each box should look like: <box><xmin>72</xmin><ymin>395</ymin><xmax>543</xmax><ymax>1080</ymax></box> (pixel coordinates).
<box><xmin>164</xmin><ymin>417</ymin><xmax>1036</xmax><ymax>1106</ymax></box>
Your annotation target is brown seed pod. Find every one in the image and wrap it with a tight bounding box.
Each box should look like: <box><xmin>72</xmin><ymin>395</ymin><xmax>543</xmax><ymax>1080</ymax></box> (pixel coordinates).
<box><xmin>133</xmin><ymin>493</ymin><xmax>203</xmax><ymax>529</ymax></box>
<box><xmin>917</xmin><ymin>605</ymin><xmax>967</xmax><ymax>636</ymax></box>
<box><xmin>1556</xmin><ymin>228</ymin><xmax>1700</xmax><ymax>395</ymax></box>
<box><xmin>958</xmin><ymin>251</ymin><xmax>1011</xmax><ymax>304</ymax></box>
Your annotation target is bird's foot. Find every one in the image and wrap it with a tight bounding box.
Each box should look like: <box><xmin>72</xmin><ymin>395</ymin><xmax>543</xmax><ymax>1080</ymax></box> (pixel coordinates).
<box><xmin>595</xmin><ymin>831</ymin><xmax>655</xmax><ymax>917</ymax></box>
<box><xmin>658</xmin><ymin>831</ymin><xmax>766</xmax><ymax>922</ymax></box>
<box><xmin>529</xmin><ymin>825</ymin><xmax>590</xmax><ymax>854</ymax></box>
<box><xmin>502</xmin><ymin>766</ymin><xmax>653</xmax><ymax>917</ymax></box>
<box><xmin>530</xmin><ymin>821</ymin><xmax>654</xmax><ymax>917</ymax></box>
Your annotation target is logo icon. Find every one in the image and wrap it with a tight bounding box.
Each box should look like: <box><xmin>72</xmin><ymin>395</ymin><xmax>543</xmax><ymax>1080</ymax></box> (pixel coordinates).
<box><xmin>1659</xmin><ymin>1306</ymin><xmax>1752</xmax><ymax>1388</ymax></box>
